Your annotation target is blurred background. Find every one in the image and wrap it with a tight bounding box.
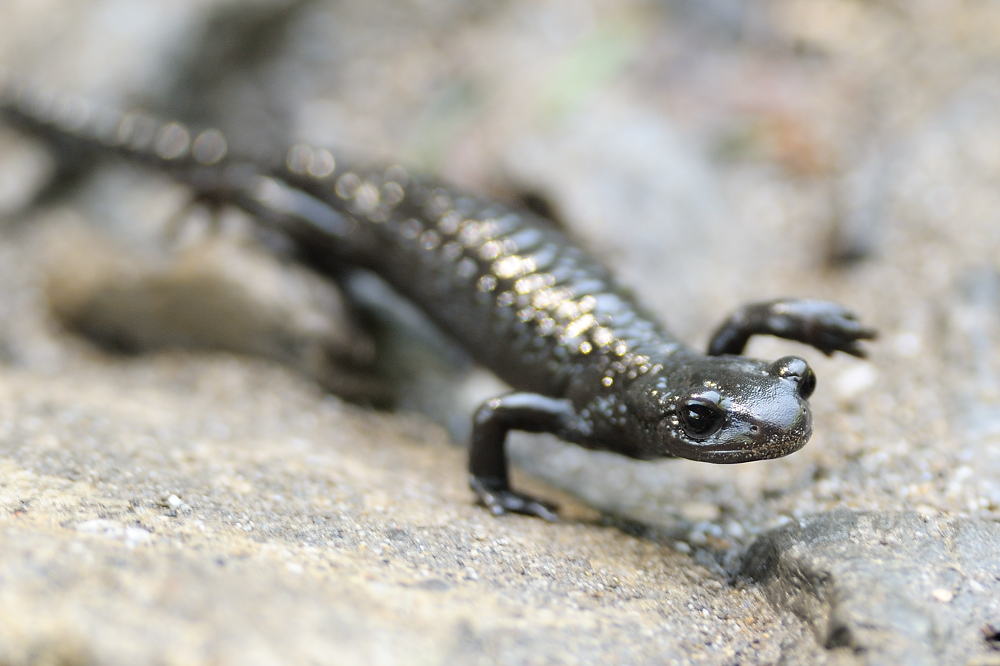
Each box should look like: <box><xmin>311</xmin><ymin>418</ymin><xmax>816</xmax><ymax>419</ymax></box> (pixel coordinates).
<box><xmin>1</xmin><ymin>0</ymin><xmax>1000</xmax><ymax>544</ymax></box>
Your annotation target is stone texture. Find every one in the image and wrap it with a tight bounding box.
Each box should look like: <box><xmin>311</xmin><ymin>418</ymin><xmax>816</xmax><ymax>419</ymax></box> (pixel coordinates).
<box><xmin>741</xmin><ymin>511</ymin><xmax>1000</xmax><ymax>665</ymax></box>
<box><xmin>0</xmin><ymin>349</ymin><xmax>815</xmax><ymax>665</ymax></box>
<box><xmin>3</xmin><ymin>0</ymin><xmax>1000</xmax><ymax>664</ymax></box>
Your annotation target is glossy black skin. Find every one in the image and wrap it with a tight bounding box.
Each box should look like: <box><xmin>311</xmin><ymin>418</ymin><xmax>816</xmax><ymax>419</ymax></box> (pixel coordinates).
<box><xmin>0</xmin><ymin>82</ymin><xmax>876</xmax><ymax>520</ymax></box>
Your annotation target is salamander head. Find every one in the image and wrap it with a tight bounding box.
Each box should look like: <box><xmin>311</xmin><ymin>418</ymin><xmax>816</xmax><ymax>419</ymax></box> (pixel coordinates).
<box><xmin>630</xmin><ymin>355</ymin><xmax>815</xmax><ymax>463</ymax></box>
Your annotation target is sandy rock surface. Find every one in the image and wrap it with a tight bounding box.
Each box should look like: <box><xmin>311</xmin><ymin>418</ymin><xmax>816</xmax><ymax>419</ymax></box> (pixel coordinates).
<box><xmin>0</xmin><ymin>348</ymin><xmax>811</xmax><ymax>665</ymax></box>
<box><xmin>2</xmin><ymin>0</ymin><xmax>1000</xmax><ymax>663</ymax></box>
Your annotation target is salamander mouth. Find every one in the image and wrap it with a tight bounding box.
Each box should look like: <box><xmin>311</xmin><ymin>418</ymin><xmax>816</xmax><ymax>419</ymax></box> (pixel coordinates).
<box><xmin>671</xmin><ymin>433</ymin><xmax>811</xmax><ymax>464</ymax></box>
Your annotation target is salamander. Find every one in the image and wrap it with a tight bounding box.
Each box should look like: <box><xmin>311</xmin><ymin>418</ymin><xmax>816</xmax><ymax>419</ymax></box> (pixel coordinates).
<box><xmin>0</xmin><ymin>80</ymin><xmax>876</xmax><ymax>520</ymax></box>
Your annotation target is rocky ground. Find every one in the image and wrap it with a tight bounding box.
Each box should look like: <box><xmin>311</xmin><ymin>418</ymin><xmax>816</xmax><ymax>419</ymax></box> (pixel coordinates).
<box><xmin>1</xmin><ymin>0</ymin><xmax>1000</xmax><ymax>664</ymax></box>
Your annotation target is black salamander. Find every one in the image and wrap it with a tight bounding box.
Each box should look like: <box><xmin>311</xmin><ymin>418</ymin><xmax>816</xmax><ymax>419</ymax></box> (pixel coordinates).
<box><xmin>0</xmin><ymin>82</ymin><xmax>876</xmax><ymax>520</ymax></box>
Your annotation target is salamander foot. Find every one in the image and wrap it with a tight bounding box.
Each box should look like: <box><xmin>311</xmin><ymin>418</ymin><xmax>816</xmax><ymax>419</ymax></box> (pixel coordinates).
<box><xmin>708</xmin><ymin>298</ymin><xmax>877</xmax><ymax>357</ymax></box>
<box><xmin>469</xmin><ymin>476</ymin><xmax>559</xmax><ymax>521</ymax></box>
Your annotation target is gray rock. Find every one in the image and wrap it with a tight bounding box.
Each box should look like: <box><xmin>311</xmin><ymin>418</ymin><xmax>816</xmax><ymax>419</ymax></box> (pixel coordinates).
<box><xmin>741</xmin><ymin>510</ymin><xmax>1000</xmax><ymax>665</ymax></box>
<box><xmin>36</xmin><ymin>220</ymin><xmax>382</xmax><ymax>402</ymax></box>
<box><xmin>10</xmin><ymin>0</ymin><xmax>1000</xmax><ymax>662</ymax></box>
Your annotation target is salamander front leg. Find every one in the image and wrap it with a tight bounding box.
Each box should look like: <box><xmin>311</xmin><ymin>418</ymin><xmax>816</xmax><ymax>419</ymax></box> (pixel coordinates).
<box><xmin>469</xmin><ymin>393</ymin><xmax>582</xmax><ymax>521</ymax></box>
<box><xmin>708</xmin><ymin>298</ymin><xmax>877</xmax><ymax>357</ymax></box>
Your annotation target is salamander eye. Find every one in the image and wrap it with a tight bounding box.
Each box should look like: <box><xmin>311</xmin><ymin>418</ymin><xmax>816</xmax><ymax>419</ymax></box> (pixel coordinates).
<box><xmin>797</xmin><ymin>367</ymin><xmax>817</xmax><ymax>399</ymax></box>
<box><xmin>770</xmin><ymin>356</ymin><xmax>816</xmax><ymax>400</ymax></box>
<box><xmin>679</xmin><ymin>400</ymin><xmax>723</xmax><ymax>439</ymax></box>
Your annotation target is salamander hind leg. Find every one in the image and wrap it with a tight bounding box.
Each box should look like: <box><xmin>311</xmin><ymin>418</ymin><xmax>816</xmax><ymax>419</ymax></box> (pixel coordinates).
<box><xmin>468</xmin><ymin>393</ymin><xmax>583</xmax><ymax>521</ymax></box>
<box><xmin>707</xmin><ymin>298</ymin><xmax>877</xmax><ymax>357</ymax></box>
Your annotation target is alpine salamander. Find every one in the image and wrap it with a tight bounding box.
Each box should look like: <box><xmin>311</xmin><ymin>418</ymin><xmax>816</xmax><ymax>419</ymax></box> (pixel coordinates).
<box><xmin>0</xmin><ymin>80</ymin><xmax>876</xmax><ymax>521</ymax></box>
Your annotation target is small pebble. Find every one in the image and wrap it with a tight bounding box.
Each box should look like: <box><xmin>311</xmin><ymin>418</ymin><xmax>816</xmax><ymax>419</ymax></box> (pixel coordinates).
<box><xmin>833</xmin><ymin>364</ymin><xmax>878</xmax><ymax>401</ymax></box>
<box><xmin>892</xmin><ymin>332</ymin><xmax>922</xmax><ymax>358</ymax></box>
<box><xmin>679</xmin><ymin>501</ymin><xmax>721</xmax><ymax>522</ymax></box>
